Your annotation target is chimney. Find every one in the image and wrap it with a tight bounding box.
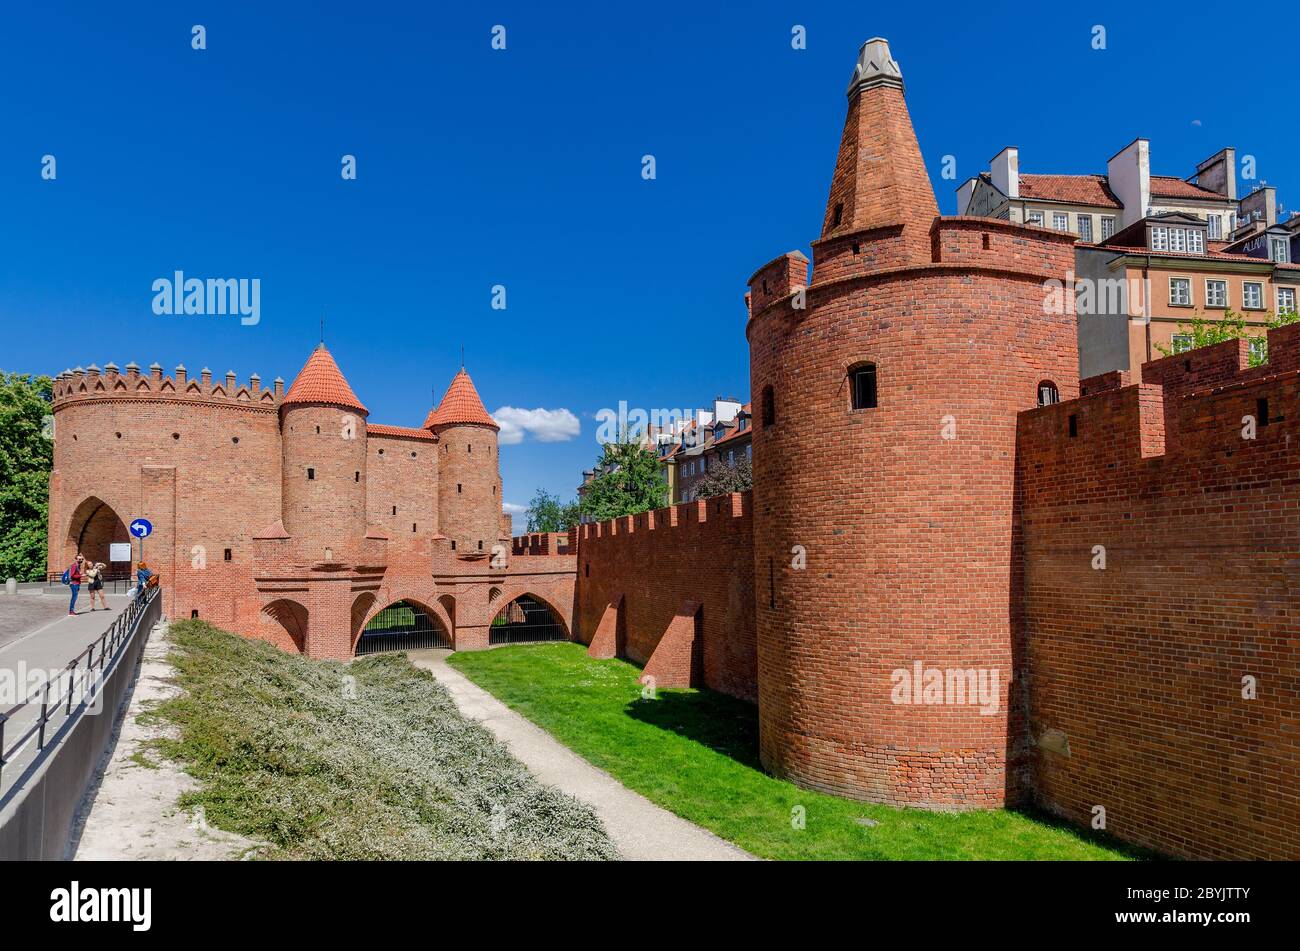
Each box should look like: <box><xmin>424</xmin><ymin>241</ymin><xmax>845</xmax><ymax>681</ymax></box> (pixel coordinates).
<box><xmin>1195</xmin><ymin>148</ymin><xmax>1237</xmax><ymax>202</ymax></box>
<box><xmin>990</xmin><ymin>147</ymin><xmax>1019</xmax><ymax>199</ymax></box>
<box><xmin>1108</xmin><ymin>138</ymin><xmax>1151</xmax><ymax>228</ymax></box>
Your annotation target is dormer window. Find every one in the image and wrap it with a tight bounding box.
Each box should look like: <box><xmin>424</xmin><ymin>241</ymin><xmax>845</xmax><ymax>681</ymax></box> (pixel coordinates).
<box><xmin>1271</xmin><ymin>238</ymin><xmax>1289</xmax><ymax>264</ymax></box>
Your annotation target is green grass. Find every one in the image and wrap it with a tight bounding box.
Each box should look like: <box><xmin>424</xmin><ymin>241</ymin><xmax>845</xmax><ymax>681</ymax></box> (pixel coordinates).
<box><xmin>147</xmin><ymin>620</ymin><xmax>617</xmax><ymax>860</ymax></box>
<box><xmin>448</xmin><ymin>643</ymin><xmax>1146</xmax><ymax>861</ymax></box>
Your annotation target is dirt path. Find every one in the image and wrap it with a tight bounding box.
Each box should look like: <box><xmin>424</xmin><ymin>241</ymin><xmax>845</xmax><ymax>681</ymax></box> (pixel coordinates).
<box><xmin>70</xmin><ymin>621</ymin><xmax>258</xmax><ymax>861</ymax></box>
<box><xmin>408</xmin><ymin>649</ymin><xmax>756</xmax><ymax>861</ymax></box>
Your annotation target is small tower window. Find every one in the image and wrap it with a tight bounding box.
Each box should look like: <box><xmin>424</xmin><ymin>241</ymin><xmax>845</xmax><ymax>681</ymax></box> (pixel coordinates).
<box><xmin>413</xmin><ymin>523</ymin><xmax>418</xmax><ymax>533</ymax></box>
<box><xmin>1257</xmin><ymin>397</ymin><xmax>1271</xmax><ymax>427</ymax></box>
<box><xmin>354</xmin><ymin>471</ymin><xmax>360</xmax><ymax>482</ymax></box>
<box><xmin>457</xmin><ymin>483</ymin><xmax>462</xmax><ymax>494</ymax></box>
<box><xmin>315</xmin><ymin>426</ymin><xmax>320</xmax><ymax>434</ymax></box>
<box><xmin>307</xmin><ymin>468</ymin><xmax>315</xmax><ymax>480</ymax></box>
<box><xmin>468</xmin><ymin>444</ymin><xmax>472</xmax><ymax>453</ymax></box>
<box><xmin>1037</xmin><ymin>381</ymin><xmax>1060</xmax><ymax>407</ymax></box>
<box><xmin>451</xmin><ymin>540</ymin><xmax>457</xmax><ymax>551</ymax></box>
<box><xmin>223</xmin><ymin>548</ymin><xmax>232</xmax><ymax>561</ymax></box>
<box><xmin>849</xmin><ymin>363</ymin><xmax>878</xmax><ymax>410</ymax></box>
<box><xmin>833</xmin><ymin>202</ymin><xmax>844</xmax><ymax>227</ymax></box>
<box><xmin>1068</xmin><ymin>414</ymin><xmax>1078</xmax><ymax>438</ymax></box>
<box><xmin>762</xmin><ymin>385</ymin><xmax>775</xmax><ymax>427</ymax></box>
<box><xmin>392</xmin><ymin>505</ymin><xmax>397</xmax><ymax>515</ymax></box>
<box><xmin>477</xmin><ymin>540</ymin><xmax>483</xmax><ymax>550</ymax></box>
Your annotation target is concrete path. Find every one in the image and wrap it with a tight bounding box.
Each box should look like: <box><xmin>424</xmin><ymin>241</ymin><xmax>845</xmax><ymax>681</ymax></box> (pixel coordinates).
<box><xmin>407</xmin><ymin>649</ymin><xmax>755</xmax><ymax>861</ymax></box>
<box><xmin>71</xmin><ymin>621</ymin><xmax>258</xmax><ymax>860</ymax></box>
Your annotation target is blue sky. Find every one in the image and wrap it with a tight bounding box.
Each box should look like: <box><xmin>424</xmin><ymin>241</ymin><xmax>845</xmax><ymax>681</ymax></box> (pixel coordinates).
<box><xmin>3</xmin><ymin>0</ymin><xmax>1296</xmax><ymax>528</ymax></box>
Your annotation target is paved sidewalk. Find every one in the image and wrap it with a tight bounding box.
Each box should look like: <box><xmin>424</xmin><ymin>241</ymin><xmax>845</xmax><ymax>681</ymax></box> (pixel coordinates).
<box><xmin>72</xmin><ymin>621</ymin><xmax>258</xmax><ymax>860</ymax></box>
<box><xmin>0</xmin><ymin>591</ymin><xmax>131</xmax><ymax>669</ymax></box>
<box><xmin>407</xmin><ymin>649</ymin><xmax>755</xmax><ymax>862</ymax></box>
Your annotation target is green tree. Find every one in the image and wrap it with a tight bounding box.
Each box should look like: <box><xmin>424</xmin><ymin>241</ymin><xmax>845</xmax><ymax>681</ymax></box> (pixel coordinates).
<box><xmin>579</xmin><ymin>439</ymin><xmax>669</xmax><ymax>523</ymax></box>
<box><xmin>1155</xmin><ymin>308</ymin><xmax>1299</xmax><ymax>368</ymax></box>
<box><xmin>693</xmin><ymin>455</ymin><xmax>752</xmax><ymax>499</ymax></box>
<box><xmin>525</xmin><ymin>488</ymin><xmax>580</xmax><ymax>533</ymax></box>
<box><xmin>0</xmin><ymin>372</ymin><xmax>54</xmax><ymax>581</ymax></box>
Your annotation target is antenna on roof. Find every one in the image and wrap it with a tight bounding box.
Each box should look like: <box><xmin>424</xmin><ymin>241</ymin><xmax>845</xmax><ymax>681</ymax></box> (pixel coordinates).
<box><xmin>460</xmin><ymin>344</ymin><xmax>465</xmax><ymax>369</ymax></box>
<box><xmin>319</xmin><ymin>313</ymin><xmax>325</xmax><ymax>347</ymax></box>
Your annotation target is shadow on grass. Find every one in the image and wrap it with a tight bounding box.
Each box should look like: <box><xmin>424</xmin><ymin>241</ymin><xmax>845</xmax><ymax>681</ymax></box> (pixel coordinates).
<box><xmin>623</xmin><ymin>687</ymin><xmax>763</xmax><ymax>770</ymax></box>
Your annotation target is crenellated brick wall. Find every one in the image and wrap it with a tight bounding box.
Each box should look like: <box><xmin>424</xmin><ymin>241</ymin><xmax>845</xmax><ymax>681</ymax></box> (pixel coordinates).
<box><xmin>1016</xmin><ymin>323</ymin><xmax>1300</xmax><ymax>859</ymax></box>
<box><xmin>574</xmin><ymin>493</ymin><xmax>756</xmax><ymax>702</ymax></box>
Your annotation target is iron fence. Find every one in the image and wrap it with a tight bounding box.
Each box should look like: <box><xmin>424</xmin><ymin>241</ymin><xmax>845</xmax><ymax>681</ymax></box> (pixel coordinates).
<box><xmin>355</xmin><ymin>600</ymin><xmax>452</xmax><ymax>655</ymax></box>
<box><xmin>0</xmin><ymin>587</ymin><xmax>160</xmax><ymax>795</ymax></box>
<box><xmin>45</xmin><ymin>571</ymin><xmax>135</xmax><ymax>595</ymax></box>
<box><xmin>490</xmin><ymin>596</ymin><xmax>567</xmax><ymax>645</ymax></box>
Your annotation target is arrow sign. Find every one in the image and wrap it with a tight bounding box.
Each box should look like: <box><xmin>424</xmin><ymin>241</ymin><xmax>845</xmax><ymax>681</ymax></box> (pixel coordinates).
<box><xmin>129</xmin><ymin>518</ymin><xmax>153</xmax><ymax>539</ymax></box>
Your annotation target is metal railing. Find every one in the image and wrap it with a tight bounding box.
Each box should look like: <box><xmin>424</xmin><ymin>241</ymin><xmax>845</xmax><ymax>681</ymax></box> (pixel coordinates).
<box><xmin>0</xmin><ymin>587</ymin><xmax>160</xmax><ymax>794</ymax></box>
<box><xmin>45</xmin><ymin>570</ymin><xmax>135</xmax><ymax>596</ymax></box>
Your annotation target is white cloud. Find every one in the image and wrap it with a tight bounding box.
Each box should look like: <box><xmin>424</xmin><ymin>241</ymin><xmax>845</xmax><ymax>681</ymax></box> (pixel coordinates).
<box><xmin>502</xmin><ymin>502</ymin><xmax>528</xmax><ymax>516</ymax></box>
<box><xmin>492</xmin><ymin>406</ymin><xmax>580</xmax><ymax>445</ymax></box>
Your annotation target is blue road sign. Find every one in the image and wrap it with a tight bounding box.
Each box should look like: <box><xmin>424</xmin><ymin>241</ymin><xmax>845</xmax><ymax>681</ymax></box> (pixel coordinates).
<box><xmin>129</xmin><ymin>518</ymin><xmax>153</xmax><ymax>539</ymax></box>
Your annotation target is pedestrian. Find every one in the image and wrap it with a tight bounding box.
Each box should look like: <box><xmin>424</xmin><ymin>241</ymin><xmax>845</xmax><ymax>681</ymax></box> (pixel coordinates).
<box><xmin>135</xmin><ymin>560</ymin><xmax>155</xmax><ymax>603</ymax></box>
<box><xmin>65</xmin><ymin>553</ymin><xmax>85</xmax><ymax>615</ymax></box>
<box><xmin>87</xmin><ymin>561</ymin><xmax>110</xmax><ymax>611</ymax></box>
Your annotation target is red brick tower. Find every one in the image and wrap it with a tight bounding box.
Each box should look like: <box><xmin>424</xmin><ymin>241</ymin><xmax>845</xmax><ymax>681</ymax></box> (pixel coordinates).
<box><xmin>279</xmin><ymin>344</ymin><xmax>370</xmax><ymax>564</ymax></box>
<box><xmin>747</xmin><ymin>39</ymin><xmax>1079</xmax><ymax>807</ymax></box>
<box><xmin>426</xmin><ymin>368</ymin><xmax>501</xmax><ymax>559</ymax></box>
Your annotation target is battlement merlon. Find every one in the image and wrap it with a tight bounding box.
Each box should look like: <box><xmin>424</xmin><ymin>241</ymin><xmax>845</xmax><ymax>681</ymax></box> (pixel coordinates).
<box><xmin>747</xmin><ymin>252</ymin><xmax>809</xmax><ymax>316</ymax></box>
<box><xmin>51</xmin><ymin>362</ymin><xmax>283</xmax><ymax>411</ymax></box>
<box><xmin>1018</xmin><ymin>323</ymin><xmax>1300</xmax><ymax>489</ymax></box>
<box><xmin>579</xmin><ymin>492</ymin><xmax>749</xmax><ymax>541</ymax></box>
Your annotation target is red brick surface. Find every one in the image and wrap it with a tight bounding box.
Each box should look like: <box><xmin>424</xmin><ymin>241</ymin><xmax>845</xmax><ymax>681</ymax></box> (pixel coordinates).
<box><xmin>575</xmin><ymin>494</ymin><xmax>756</xmax><ymax>701</ymax></box>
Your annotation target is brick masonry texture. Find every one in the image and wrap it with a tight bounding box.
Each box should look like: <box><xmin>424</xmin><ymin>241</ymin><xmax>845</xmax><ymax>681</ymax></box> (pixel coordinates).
<box><xmin>574</xmin><ymin>494</ymin><xmax>755</xmax><ymax>702</ymax></box>
<box><xmin>47</xmin><ymin>355</ymin><xmax>574</xmax><ymax>663</ymax></box>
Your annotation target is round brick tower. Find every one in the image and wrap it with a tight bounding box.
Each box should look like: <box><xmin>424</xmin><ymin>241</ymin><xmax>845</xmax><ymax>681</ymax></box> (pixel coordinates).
<box><xmin>279</xmin><ymin>344</ymin><xmax>370</xmax><ymax>563</ymax></box>
<box><xmin>426</xmin><ymin>367</ymin><xmax>500</xmax><ymax>558</ymax></box>
<box><xmin>747</xmin><ymin>39</ymin><xmax>1079</xmax><ymax>807</ymax></box>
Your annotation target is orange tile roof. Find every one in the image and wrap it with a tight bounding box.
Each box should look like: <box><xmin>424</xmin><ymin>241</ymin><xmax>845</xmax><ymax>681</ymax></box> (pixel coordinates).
<box><xmin>281</xmin><ymin>344</ymin><xmax>367</xmax><ymax>415</ymax></box>
<box><xmin>367</xmin><ymin>423</ymin><xmax>437</xmax><ymax>441</ymax></box>
<box><xmin>1150</xmin><ymin>176</ymin><xmax>1226</xmax><ymax>201</ymax></box>
<box><xmin>424</xmin><ymin>368</ymin><xmax>498</xmax><ymax>430</ymax></box>
<box><xmin>1017</xmin><ymin>174</ymin><xmax>1121</xmax><ymax>208</ymax></box>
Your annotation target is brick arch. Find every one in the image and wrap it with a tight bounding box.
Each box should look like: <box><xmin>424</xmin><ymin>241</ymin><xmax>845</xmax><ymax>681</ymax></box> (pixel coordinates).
<box><xmin>64</xmin><ymin>495</ymin><xmax>131</xmax><ymax>570</ymax></box>
<box><xmin>262</xmin><ymin>599</ymin><xmax>308</xmax><ymax>654</ymax></box>
<box><xmin>354</xmin><ymin>593</ymin><xmax>453</xmax><ymax>652</ymax></box>
<box><xmin>488</xmin><ymin>583</ymin><xmax>573</xmax><ymax>639</ymax></box>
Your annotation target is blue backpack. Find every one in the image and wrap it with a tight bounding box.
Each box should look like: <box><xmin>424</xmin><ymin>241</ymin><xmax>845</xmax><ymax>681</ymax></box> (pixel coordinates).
<box><xmin>60</xmin><ymin>565</ymin><xmax>72</xmax><ymax>585</ymax></box>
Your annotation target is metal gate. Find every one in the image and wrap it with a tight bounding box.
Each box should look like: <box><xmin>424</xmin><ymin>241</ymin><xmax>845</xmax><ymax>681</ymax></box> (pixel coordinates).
<box><xmin>355</xmin><ymin>601</ymin><xmax>452</xmax><ymax>655</ymax></box>
<box><xmin>489</xmin><ymin>595</ymin><xmax>567</xmax><ymax>645</ymax></box>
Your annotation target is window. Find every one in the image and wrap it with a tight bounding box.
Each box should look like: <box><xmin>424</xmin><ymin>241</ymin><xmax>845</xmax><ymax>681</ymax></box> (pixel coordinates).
<box><xmin>849</xmin><ymin>363</ymin><xmax>878</xmax><ymax>410</ymax></box>
<box><xmin>1271</xmin><ymin>239</ymin><xmax>1289</xmax><ymax>264</ymax></box>
<box><xmin>1101</xmin><ymin>216</ymin><xmax>1117</xmax><ymax>239</ymax></box>
<box><xmin>1188</xmin><ymin>230</ymin><xmax>1205</xmax><ymax>253</ymax></box>
<box><xmin>1151</xmin><ymin>227</ymin><xmax>1169</xmax><ymax>251</ymax></box>
<box><xmin>1037</xmin><ymin>381</ymin><xmax>1060</xmax><ymax>406</ymax></box>
<box><xmin>1243</xmin><ymin>282</ymin><xmax>1264</xmax><ymax>309</ymax></box>
<box><xmin>1170</xmin><ymin>228</ymin><xmax>1187</xmax><ymax>253</ymax></box>
<box><xmin>1206</xmin><ymin>279</ymin><xmax>1228</xmax><ymax>308</ymax></box>
<box><xmin>1077</xmin><ymin>215</ymin><xmax>1092</xmax><ymax>242</ymax></box>
<box><xmin>1278</xmin><ymin>287</ymin><xmax>1297</xmax><ymax>314</ymax></box>
<box><xmin>1052</xmin><ymin>213</ymin><xmax>1069</xmax><ymax>231</ymax></box>
<box><xmin>727</xmin><ymin>450</ymin><xmax>735</xmax><ymax>466</ymax></box>
<box><xmin>1169</xmin><ymin>278</ymin><xmax>1192</xmax><ymax>307</ymax></box>
<box><xmin>1249</xmin><ymin>339</ymin><xmax>1268</xmax><ymax>364</ymax></box>
<box><xmin>746</xmin><ymin>444</ymin><xmax>752</xmax><ymax>460</ymax></box>
<box><xmin>354</xmin><ymin>471</ymin><xmax>360</xmax><ymax>482</ymax></box>
<box><xmin>1171</xmin><ymin>334</ymin><xmax>1194</xmax><ymax>354</ymax></box>
<box><xmin>1207</xmin><ymin>215</ymin><xmax>1222</xmax><ymax>240</ymax></box>
<box><xmin>1256</xmin><ymin>397</ymin><xmax>1271</xmax><ymax>427</ymax></box>
<box><xmin>761</xmin><ymin>385</ymin><xmax>775</xmax><ymax>427</ymax></box>
<box><xmin>457</xmin><ymin>483</ymin><xmax>462</xmax><ymax>494</ymax></box>
<box><xmin>477</xmin><ymin>540</ymin><xmax>483</xmax><ymax>550</ymax></box>
<box><xmin>833</xmin><ymin>203</ymin><xmax>843</xmax><ymax>227</ymax></box>
<box><xmin>392</xmin><ymin>505</ymin><xmax>397</xmax><ymax>515</ymax></box>
<box><xmin>223</xmin><ymin>548</ymin><xmax>232</xmax><ymax>561</ymax></box>
<box><xmin>1026</xmin><ymin>210</ymin><xmax>1044</xmax><ymax>226</ymax></box>
<box><xmin>451</xmin><ymin>540</ymin><xmax>456</xmax><ymax>550</ymax></box>
<box><xmin>1068</xmin><ymin>414</ymin><xmax>1078</xmax><ymax>438</ymax></box>
<box><xmin>307</xmin><ymin>468</ymin><xmax>315</xmax><ymax>480</ymax></box>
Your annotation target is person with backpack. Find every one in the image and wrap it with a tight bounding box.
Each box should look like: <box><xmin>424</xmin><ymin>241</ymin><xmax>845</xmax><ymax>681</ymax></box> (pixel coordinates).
<box><xmin>64</xmin><ymin>553</ymin><xmax>85</xmax><ymax>615</ymax></box>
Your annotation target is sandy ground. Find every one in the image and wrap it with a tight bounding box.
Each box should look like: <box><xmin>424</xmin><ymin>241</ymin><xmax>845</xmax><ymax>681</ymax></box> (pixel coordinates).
<box><xmin>70</xmin><ymin>621</ymin><xmax>259</xmax><ymax>861</ymax></box>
